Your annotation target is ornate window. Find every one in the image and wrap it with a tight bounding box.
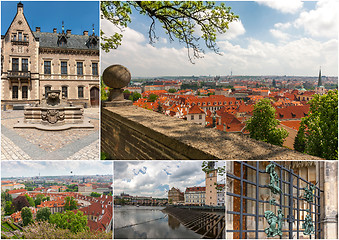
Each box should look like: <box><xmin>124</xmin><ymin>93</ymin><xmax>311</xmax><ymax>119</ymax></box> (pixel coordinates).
<box><xmin>45</xmin><ymin>86</ymin><xmax>51</xmax><ymax>96</ymax></box>
<box><xmin>12</xmin><ymin>58</ymin><xmax>19</xmax><ymax>71</ymax></box>
<box><xmin>77</xmin><ymin>62</ymin><xmax>83</xmax><ymax>75</ymax></box>
<box><xmin>62</xmin><ymin>86</ymin><xmax>68</xmax><ymax>98</ymax></box>
<box><xmin>12</xmin><ymin>86</ymin><xmax>18</xmax><ymax>99</ymax></box>
<box><xmin>78</xmin><ymin>86</ymin><xmax>84</xmax><ymax>98</ymax></box>
<box><xmin>18</xmin><ymin>32</ymin><xmax>22</xmax><ymax>41</ymax></box>
<box><xmin>92</xmin><ymin>63</ymin><xmax>98</xmax><ymax>76</ymax></box>
<box><xmin>22</xmin><ymin>86</ymin><xmax>28</xmax><ymax>99</ymax></box>
<box><xmin>61</xmin><ymin>61</ymin><xmax>67</xmax><ymax>75</ymax></box>
<box><xmin>44</xmin><ymin>61</ymin><xmax>51</xmax><ymax>74</ymax></box>
<box><xmin>22</xmin><ymin>59</ymin><xmax>28</xmax><ymax>71</ymax></box>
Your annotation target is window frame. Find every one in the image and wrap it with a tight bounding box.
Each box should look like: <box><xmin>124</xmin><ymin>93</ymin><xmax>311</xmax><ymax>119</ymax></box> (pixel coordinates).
<box><xmin>44</xmin><ymin>61</ymin><xmax>51</xmax><ymax>74</ymax></box>
<box><xmin>12</xmin><ymin>58</ymin><xmax>19</xmax><ymax>71</ymax></box>
<box><xmin>77</xmin><ymin>62</ymin><xmax>83</xmax><ymax>76</ymax></box>
<box><xmin>61</xmin><ymin>61</ymin><xmax>68</xmax><ymax>75</ymax></box>
<box><xmin>22</xmin><ymin>58</ymin><xmax>28</xmax><ymax>72</ymax></box>
<box><xmin>12</xmin><ymin>86</ymin><xmax>19</xmax><ymax>99</ymax></box>
<box><xmin>78</xmin><ymin>86</ymin><xmax>84</xmax><ymax>98</ymax></box>
<box><xmin>22</xmin><ymin>86</ymin><xmax>28</xmax><ymax>99</ymax></box>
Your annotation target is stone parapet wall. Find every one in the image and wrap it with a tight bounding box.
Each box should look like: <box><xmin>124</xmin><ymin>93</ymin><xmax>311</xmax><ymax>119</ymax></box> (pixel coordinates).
<box><xmin>101</xmin><ymin>106</ymin><xmax>321</xmax><ymax>160</ymax></box>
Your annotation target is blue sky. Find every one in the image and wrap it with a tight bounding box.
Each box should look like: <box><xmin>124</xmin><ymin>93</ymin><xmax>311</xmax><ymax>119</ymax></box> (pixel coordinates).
<box><xmin>101</xmin><ymin>1</ymin><xmax>338</xmax><ymax>77</ymax></box>
<box><xmin>1</xmin><ymin>161</ymin><xmax>113</xmax><ymax>178</ymax></box>
<box><xmin>1</xmin><ymin>1</ymin><xmax>99</xmax><ymax>36</ymax></box>
<box><xmin>114</xmin><ymin>161</ymin><xmax>225</xmax><ymax>198</ymax></box>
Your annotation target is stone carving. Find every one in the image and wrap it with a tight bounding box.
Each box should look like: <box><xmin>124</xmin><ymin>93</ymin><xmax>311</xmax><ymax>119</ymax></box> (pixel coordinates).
<box><xmin>266</xmin><ymin>162</ymin><xmax>281</xmax><ymax>194</ymax></box>
<box><xmin>14</xmin><ymin>90</ymin><xmax>93</xmax><ymax>130</ymax></box>
<box><xmin>41</xmin><ymin>109</ymin><xmax>65</xmax><ymax>124</ymax></box>
<box><xmin>264</xmin><ymin>209</ymin><xmax>284</xmax><ymax>237</ymax></box>
<box><xmin>302</xmin><ymin>212</ymin><xmax>315</xmax><ymax>235</ymax></box>
<box><xmin>303</xmin><ymin>184</ymin><xmax>315</xmax><ymax>203</ymax></box>
<box><xmin>269</xmin><ymin>198</ymin><xmax>277</xmax><ymax>206</ymax></box>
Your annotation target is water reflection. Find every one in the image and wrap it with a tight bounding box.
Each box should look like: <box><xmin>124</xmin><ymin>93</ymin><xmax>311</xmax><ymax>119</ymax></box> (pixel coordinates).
<box><xmin>114</xmin><ymin>206</ymin><xmax>201</xmax><ymax>239</ymax></box>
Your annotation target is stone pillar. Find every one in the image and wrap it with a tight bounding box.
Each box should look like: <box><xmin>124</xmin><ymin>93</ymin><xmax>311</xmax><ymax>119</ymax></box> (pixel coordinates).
<box><xmin>321</xmin><ymin>161</ymin><xmax>338</xmax><ymax>239</ymax></box>
<box><xmin>102</xmin><ymin>64</ymin><xmax>133</xmax><ymax>107</ymax></box>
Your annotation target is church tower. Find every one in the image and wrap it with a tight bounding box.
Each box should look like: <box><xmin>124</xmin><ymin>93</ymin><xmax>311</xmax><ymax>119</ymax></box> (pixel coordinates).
<box><xmin>316</xmin><ymin>67</ymin><xmax>325</xmax><ymax>95</ymax></box>
<box><xmin>318</xmin><ymin>67</ymin><xmax>323</xmax><ymax>87</ymax></box>
<box><xmin>205</xmin><ymin>161</ymin><xmax>218</xmax><ymax>206</ymax></box>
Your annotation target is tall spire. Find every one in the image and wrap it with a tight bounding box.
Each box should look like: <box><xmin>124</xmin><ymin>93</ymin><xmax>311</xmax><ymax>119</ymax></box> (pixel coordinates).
<box><xmin>318</xmin><ymin>66</ymin><xmax>323</xmax><ymax>87</ymax></box>
<box><xmin>62</xmin><ymin>21</ymin><xmax>64</xmax><ymax>33</ymax></box>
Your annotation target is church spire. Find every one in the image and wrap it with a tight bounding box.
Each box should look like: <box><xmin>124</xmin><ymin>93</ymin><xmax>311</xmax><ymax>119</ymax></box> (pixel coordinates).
<box><xmin>318</xmin><ymin>66</ymin><xmax>323</xmax><ymax>87</ymax></box>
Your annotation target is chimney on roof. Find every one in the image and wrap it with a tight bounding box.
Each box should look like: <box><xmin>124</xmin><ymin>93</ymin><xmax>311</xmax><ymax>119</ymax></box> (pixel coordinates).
<box><xmin>17</xmin><ymin>2</ymin><xmax>23</xmax><ymax>14</ymax></box>
<box><xmin>83</xmin><ymin>31</ymin><xmax>88</xmax><ymax>36</ymax></box>
<box><xmin>66</xmin><ymin>29</ymin><xmax>71</xmax><ymax>35</ymax></box>
<box><xmin>53</xmin><ymin>28</ymin><xmax>57</xmax><ymax>33</ymax></box>
<box><xmin>36</xmin><ymin>27</ymin><xmax>41</xmax><ymax>32</ymax></box>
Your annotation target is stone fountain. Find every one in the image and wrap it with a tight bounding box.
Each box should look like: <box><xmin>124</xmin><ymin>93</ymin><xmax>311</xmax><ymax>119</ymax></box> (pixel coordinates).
<box><xmin>14</xmin><ymin>90</ymin><xmax>93</xmax><ymax>130</ymax></box>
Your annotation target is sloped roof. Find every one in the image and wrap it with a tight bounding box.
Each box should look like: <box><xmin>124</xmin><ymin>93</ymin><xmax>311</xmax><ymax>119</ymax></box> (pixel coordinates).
<box><xmin>188</xmin><ymin>104</ymin><xmax>205</xmax><ymax>114</ymax></box>
<box><xmin>33</xmin><ymin>31</ymin><xmax>99</xmax><ymax>50</ymax></box>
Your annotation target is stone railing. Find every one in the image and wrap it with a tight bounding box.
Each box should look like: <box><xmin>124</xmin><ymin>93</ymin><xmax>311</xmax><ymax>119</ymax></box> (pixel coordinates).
<box><xmin>101</xmin><ymin>105</ymin><xmax>321</xmax><ymax>160</ymax></box>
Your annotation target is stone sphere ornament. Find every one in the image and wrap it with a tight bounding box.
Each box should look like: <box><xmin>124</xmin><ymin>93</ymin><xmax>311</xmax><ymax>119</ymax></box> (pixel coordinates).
<box><xmin>102</xmin><ymin>64</ymin><xmax>131</xmax><ymax>89</ymax></box>
<box><xmin>102</xmin><ymin>64</ymin><xmax>133</xmax><ymax>106</ymax></box>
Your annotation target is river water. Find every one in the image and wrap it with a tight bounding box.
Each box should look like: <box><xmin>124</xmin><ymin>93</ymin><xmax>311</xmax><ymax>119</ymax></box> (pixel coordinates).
<box><xmin>114</xmin><ymin>206</ymin><xmax>202</xmax><ymax>239</ymax></box>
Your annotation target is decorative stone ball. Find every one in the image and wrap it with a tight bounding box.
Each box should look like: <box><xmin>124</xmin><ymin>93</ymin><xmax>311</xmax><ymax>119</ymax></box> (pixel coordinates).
<box><xmin>102</xmin><ymin>64</ymin><xmax>131</xmax><ymax>89</ymax></box>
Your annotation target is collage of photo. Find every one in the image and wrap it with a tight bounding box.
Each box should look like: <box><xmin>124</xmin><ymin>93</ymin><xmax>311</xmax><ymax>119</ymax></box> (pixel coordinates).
<box><xmin>1</xmin><ymin>1</ymin><xmax>338</xmax><ymax>239</ymax></box>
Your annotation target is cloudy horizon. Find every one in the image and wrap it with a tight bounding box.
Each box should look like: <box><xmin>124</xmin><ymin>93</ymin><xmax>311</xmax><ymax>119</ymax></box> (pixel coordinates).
<box><xmin>114</xmin><ymin>161</ymin><xmax>225</xmax><ymax>198</ymax></box>
<box><xmin>101</xmin><ymin>0</ymin><xmax>338</xmax><ymax>77</ymax></box>
<box><xmin>1</xmin><ymin>161</ymin><xmax>113</xmax><ymax>178</ymax></box>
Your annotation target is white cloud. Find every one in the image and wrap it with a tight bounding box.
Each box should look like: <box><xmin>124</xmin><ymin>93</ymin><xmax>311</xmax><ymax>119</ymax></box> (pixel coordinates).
<box><xmin>218</xmin><ymin>20</ymin><xmax>246</xmax><ymax>40</ymax></box>
<box><xmin>101</xmin><ymin>12</ymin><xmax>338</xmax><ymax>77</ymax></box>
<box><xmin>114</xmin><ymin>161</ymin><xmax>224</xmax><ymax>198</ymax></box>
<box><xmin>294</xmin><ymin>0</ymin><xmax>338</xmax><ymax>38</ymax></box>
<box><xmin>257</xmin><ymin>0</ymin><xmax>303</xmax><ymax>14</ymax></box>
<box><xmin>274</xmin><ymin>22</ymin><xmax>291</xmax><ymax>30</ymax></box>
<box><xmin>270</xmin><ymin>29</ymin><xmax>290</xmax><ymax>41</ymax></box>
<box><xmin>1</xmin><ymin>161</ymin><xmax>113</xmax><ymax>178</ymax></box>
<box><xmin>218</xmin><ymin>37</ymin><xmax>338</xmax><ymax>76</ymax></box>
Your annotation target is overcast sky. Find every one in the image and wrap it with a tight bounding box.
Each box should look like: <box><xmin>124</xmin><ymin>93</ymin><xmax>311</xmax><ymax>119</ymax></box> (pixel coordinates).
<box><xmin>1</xmin><ymin>161</ymin><xmax>113</xmax><ymax>178</ymax></box>
<box><xmin>101</xmin><ymin>0</ymin><xmax>338</xmax><ymax>77</ymax></box>
<box><xmin>114</xmin><ymin>161</ymin><xmax>225</xmax><ymax>198</ymax></box>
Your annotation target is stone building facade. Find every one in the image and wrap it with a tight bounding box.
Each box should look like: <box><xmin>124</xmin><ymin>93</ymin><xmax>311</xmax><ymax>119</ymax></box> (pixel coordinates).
<box><xmin>168</xmin><ymin>187</ymin><xmax>184</xmax><ymax>204</ymax></box>
<box><xmin>184</xmin><ymin>186</ymin><xmax>206</xmax><ymax>206</ymax></box>
<box><xmin>1</xmin><ymin>3</ymin><xmax>99</xmax><ymax>108</ymax></box>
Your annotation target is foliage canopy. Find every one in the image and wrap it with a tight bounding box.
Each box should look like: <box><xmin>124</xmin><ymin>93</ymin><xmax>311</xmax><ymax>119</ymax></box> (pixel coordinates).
<box><xmin>295</xmin><ymin>90</ymin><xmax>338</xmax><ymax>159</ymax></box>
<box><xmin>101</xmin><ymin>1</ymin><xmax>239</xmax><ymax>62</ymax></box>
<box><xmin>246</xmin><ymin>98</ymin><xmax>288</xmax><ymax>146</ymax></box>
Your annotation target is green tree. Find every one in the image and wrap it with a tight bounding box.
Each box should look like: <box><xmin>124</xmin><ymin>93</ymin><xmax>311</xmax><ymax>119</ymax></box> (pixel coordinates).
<box><xmin>246</xmin><ymin>98</ymin><xmax>288</xmax><ymax>146</ymax></box>
<box><xmin>12</xmin><ymin>195</ymin><xmax>30</xmax><ymax>211</ymax></box>
<box><xmin>168</xmin><ymin>88</ymin><xmax>176</xmax><ymax>93</ymax></box>
<box><xmin>36</xmin><ymin>207</ymin><xmax>51</xmax><ymax>222</ymax></box>
<box><xmin>34</xmin><ymin>194</ymin><xmax>44</xmax><ymax>206</ymax></box>
<box><xmin>4</xmin><ymin>201</ymin><xmax>15</xmax><ymax>216</ymax></box>
<box><xmin>64</xmin><ymin>196</ymin><xmax>77</xmax><ymax>211</ymax></box>
<box><xmin>294</xmin><ymin>120</ymin><xmax>307</xmax><ymax>153</ymax></box>
<box><xmin>148</xmin><ymin>93</ymin><xmax>158</xmax><ymax>102</ymax></box>
<box><xmin>296</xmin><ymin>90</ymin><xmax>338</xmax><ymax>159</ymax></box>
<box><xmin>49</xmin><ymin>211</ymin><xmax>88</xmax><ymax>233</ymax></box>
<box><xmin>128</xmin><ymin>92</ymin><xmax>142</xmax><ymax>102</ymax></box>
<box><xmin>1</xmin><ymin>192</ymin><xmax>12</xmax><ymax>202</ymax></box>
<box><xmin>26</xmin><ymin>187</ymin><xmax>33</xmax><ymax>191</ymax></box>
<box><xmin>101</xmin><ymin>78</ymin><xmax>108</xmax><ymax>101</ymax></box>
<box><xmin>21</xmin><ymin>207</ymin><xmax>33</xmax><ymax>226</ymax></box>
<box><xmin>90</xmin><ymin>192</ymin><xmax>101</xmax><ymax>197</ymax></box>
<box><xmin>25</xmin><ymin>194</ymin><xmax>35</xmax><ymax>207</ymax></box>
<box><xmin>101</xmin><ymin>1</ymin><xmax>239</xmax><ymax>62</ymax></box>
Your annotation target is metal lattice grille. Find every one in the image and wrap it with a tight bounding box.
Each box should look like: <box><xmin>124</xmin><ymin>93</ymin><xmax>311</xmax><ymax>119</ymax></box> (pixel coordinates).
<box><xmin>226</xmin><ymin>161</ymin><xmax>322</xmax><ymax>239</ymax></box>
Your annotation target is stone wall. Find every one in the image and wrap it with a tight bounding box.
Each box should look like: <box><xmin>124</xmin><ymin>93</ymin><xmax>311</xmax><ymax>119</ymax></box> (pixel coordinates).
<box><xmin>101</xmin><ymin>106</ymin><xmax>321</xmax><ymax>160</ymax></box>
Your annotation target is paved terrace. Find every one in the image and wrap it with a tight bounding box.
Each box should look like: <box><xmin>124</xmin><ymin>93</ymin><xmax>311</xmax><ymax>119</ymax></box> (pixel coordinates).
<box><xmin>1</xmin><ymin>108</ymin><xmax>99</xmax><ymax>160</ymax></box>
<box><xmin>101</xmin><ymin>106</ymin><xmax>320</xmax><ymax>160</ymax></box>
